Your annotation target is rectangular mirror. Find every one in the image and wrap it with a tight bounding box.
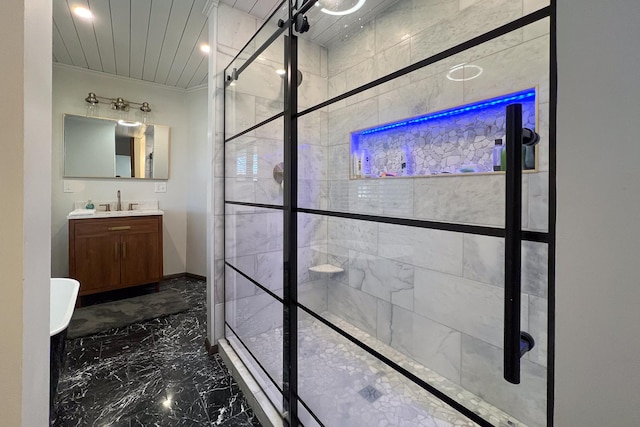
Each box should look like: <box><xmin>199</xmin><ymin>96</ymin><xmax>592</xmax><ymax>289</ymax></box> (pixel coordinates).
<box><xmin>63</xmin><ymin>114</ymin><xmax>170</xmax><ymax>179</ymax></box>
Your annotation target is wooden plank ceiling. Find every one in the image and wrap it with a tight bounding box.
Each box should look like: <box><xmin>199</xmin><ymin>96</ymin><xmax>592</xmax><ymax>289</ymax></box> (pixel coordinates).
<box><xmin>53</xmin><ymin>0</ymin><xmax>281</xmax><ymax>89</ymax></box>
<box><xmin>53</xmin><ymin>0</ymin><xmax>398</xmax><ymax>88</ymax></box>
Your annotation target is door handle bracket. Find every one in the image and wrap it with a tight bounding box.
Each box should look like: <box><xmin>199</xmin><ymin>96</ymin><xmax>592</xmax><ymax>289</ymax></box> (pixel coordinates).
<box><xmin>519</xmin><ymin>331</ymin><xmax>535</xmax><ymax>358</ymax></box>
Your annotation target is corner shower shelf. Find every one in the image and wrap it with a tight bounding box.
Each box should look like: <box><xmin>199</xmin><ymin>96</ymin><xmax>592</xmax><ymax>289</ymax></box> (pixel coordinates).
<box><xmin>308</xmin><ymin>264</ymin><xmax>344</xmax><ymax>274</ymax></box>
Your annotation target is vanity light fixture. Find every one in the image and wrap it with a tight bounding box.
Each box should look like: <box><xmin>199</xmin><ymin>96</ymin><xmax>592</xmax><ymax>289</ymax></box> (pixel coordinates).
<box><xmin>318</xmin><ymin>0</ymin><xmax>366</xmax><ymax>16</ymax></box>
<box><xmin>83</xmin><ymin>92</ymin><xmax>152</xmax><ymax>121</ymax></box>
<box><xmin>446</xmin><ymin>63</ymin><xmax>483</xmax><ymax>82</ymax></box>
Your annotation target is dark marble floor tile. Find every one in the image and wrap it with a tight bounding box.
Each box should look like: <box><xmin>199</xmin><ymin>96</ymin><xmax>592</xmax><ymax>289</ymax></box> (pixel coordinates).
<box><xmin>53</xmin><ymin>277</ymin><xmax>262</xmax><ymax>427</ymax></box>
<box><xmin>99</xmin><ymin>328</ymin><xmax>156</xmax><ymax>360</ymax></box>
<box><xmin>198</xmin><ymin>358</ymin><xmax>261</xmax><ymax>427</ymax></box>
<box><xmin>65</xmin><ymin>339</ymin><xmax>102</xmax><ymax>371</ymax></box>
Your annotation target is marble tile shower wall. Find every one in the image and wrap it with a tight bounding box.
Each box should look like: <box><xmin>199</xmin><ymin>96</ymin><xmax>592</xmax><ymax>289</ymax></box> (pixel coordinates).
<box><xmin>319</xmin><ymin>0</ymin><xmax>550</xmax><ymax>425</ymax></box>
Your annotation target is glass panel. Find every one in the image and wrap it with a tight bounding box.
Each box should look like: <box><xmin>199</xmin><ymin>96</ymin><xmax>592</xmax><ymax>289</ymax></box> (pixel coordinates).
<box><xmin>296</xmin><ymin>309</ymin><xmax>482</xmax><ymax>426</ymax></box>
<box><xmin>225</xmin><ymin>118</ymin><xmax>284</xmax><ymax>206</ymax></box>
<box><xmin>225</xmin><ymin>204</ymin><xmax>283</xmax><ymax>299</ymax></box>
<box><xmin>221</xmin><ymin>1</ymin><xmax>551</xmax><ymax>424</ymax></box>
<box><xmin>297</xmin><ymin>213</ymin><xmax>548</xmax><ymax>425</ymax></box>
<box><xmin>298</xmin><ymin>19</ymin><xmax>550</xmax><ymax>232</ymax></box>
<box><xmin>226</xmin><ymin>327</ymin><xmax>284</xmax><ymax>414</ymax></box>
<box><xmin>299</xmin><ymin>0</ymin><xmax>550</xmax><ymax>108</ymax></box>
<box><xmin>225</xmin><ymin>265</ymin><xmax>283</xmax><ymax>391</ymax></box>
<box><xmin>224</xmin><ymin>5</ymin><xmax>288</xmax><ymax>139</ymax></box>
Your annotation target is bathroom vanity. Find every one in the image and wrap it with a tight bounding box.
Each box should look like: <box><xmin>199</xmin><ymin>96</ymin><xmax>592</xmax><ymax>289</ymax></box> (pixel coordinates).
<box><xmin>68</xmin><ymin>213</ymin><xmax>163</xmax><ymax>298</ymax></box>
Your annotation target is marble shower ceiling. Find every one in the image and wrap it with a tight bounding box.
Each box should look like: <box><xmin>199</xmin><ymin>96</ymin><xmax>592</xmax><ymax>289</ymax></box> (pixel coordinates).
<box><xmin>53</xmin><ymin>0</ymin><xmax>281</xmax><ymax>89</ymax></box>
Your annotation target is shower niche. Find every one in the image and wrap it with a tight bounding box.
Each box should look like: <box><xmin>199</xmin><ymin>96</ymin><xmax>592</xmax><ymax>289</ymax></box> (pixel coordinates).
<box><xmin>350</xmin><ymin>88</ymin><xmax>538</xmax><ymax>179</ymax></box>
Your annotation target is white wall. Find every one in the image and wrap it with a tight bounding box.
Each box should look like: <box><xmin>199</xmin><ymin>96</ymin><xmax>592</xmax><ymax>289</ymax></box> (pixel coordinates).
<box><xmin>0</xmin><ymin>0</ymin><xmax>51</xmax><ymax>425</ymax></box>
<box><xmin>555</xmin><ymin>0</ymin><xmax>640</xmax><ymax>425</ymax></box>
<box><xmin>186</xmin><ymin>86</ymin><xmax>209</xmax><ymax>276</ymax></box>
<box><xmin>52</xmin><ymin>64</ymin><xmax>207</xmax><ymax>277</ymax></box>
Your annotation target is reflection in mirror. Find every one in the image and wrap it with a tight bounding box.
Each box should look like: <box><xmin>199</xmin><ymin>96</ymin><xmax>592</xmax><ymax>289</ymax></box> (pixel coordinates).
<box><xmin>64</xmin><ymin>114</ymin><xmax>170</xmax><ymax>179</ymax></box>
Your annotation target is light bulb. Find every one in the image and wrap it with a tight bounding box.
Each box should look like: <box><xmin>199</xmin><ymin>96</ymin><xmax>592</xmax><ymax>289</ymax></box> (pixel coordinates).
<box><xmin>86</xmin><ymin>103</ymin><xmax>97</xmax><ymax>117</ymax></box>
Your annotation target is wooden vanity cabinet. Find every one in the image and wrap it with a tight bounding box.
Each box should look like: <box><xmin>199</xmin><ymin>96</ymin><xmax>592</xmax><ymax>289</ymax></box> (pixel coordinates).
<box><xmin>69</xmin><ymin>215</ymin><xmax>163</xmax><ymax>297</ymax></box>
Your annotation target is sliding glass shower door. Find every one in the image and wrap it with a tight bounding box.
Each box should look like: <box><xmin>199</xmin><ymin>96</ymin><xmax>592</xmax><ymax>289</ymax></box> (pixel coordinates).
<box><xmin>224</xmin><ymin>5</ymin><xmax>288</xmax><ymax>414</ymax></box>
<box><xmin>224</xmin><ymin>1</ymin><xmax>554</xmax><ymax>426</ymax></box>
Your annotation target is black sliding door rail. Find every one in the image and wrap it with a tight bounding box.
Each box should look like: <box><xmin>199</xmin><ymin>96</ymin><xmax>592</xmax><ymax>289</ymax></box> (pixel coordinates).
<box><xmin>223</xmin><ymin>0</ymin><xmax>288</xmax><ymax>76</ymax></box>
<box><xmin>223</xmin><ymin>0</ymin><xmax>318</xmax><ymax>80</ymax></box>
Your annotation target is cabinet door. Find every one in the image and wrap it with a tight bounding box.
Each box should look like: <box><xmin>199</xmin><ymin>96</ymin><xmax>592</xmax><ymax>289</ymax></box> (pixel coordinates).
<box><xmin>120</xmin><ymin>220</ymin><xmax>162</xmax><ymax>286</ymax></box>
<box><xmin>73</xmin><ymin>234</ymin><xmax>121</xmax><ymax>292</ymax></box>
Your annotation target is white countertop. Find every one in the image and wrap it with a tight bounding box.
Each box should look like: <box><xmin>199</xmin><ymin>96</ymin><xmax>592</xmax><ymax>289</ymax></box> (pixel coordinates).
<box><xmin>68</xmin><ymin>199</ymin><xmax>162</xmax><ymax>219</ymax></box>
<box><xmin>67</xmin><ymin>209</ymin><xmax>164</xmax><ymax>219</ymax></box>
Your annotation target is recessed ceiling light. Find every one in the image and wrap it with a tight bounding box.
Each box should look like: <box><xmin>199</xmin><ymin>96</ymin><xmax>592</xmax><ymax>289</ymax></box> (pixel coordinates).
<box><xmin>73</xmin><ymin>6</ymin><xmax>94</xmax><ymax>20</ymax></box>
<box><xmin>276</xmin><ymin>69</ymin><xmax>286</xmax><ymax>76</ymax></box>
<box><xmin>320</xmin><ymin>0</ymin><xmax>366</xmax><ymax>16</ymax></box>
<box><xmin>446</xmin><ymin>63</ymin><xmax>483</xmax><ymax>82</ymax></box>
<box><xmin>200</xmin><ymin>44</ymin><xmax>210</xmax><ymax>54</ymax></box>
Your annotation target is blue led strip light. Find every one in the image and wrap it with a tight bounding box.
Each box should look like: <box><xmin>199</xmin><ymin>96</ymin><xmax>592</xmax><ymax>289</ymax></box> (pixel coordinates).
<box><xmin>358</xmin><ymin>88</ymin><xmax>536</xmax><ymax>136</ymax></box>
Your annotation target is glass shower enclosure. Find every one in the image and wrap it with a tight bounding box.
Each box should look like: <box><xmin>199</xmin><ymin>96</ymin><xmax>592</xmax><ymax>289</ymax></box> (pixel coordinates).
<box><xmin>223</xmin><ymin>1</ymin><xmax>554</xmax><ymax>426</ymax></box>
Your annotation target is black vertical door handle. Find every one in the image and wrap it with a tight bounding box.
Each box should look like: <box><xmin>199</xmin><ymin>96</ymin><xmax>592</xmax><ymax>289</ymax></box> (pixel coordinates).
<box><xmin>504</xmin><ymin>103</ymin><xmax>535</xmax><ymax>384</ymax></box>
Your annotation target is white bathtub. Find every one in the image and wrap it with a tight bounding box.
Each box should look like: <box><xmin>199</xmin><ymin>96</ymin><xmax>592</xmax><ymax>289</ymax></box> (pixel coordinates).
<box><xmin>50</xmin><ymin>278</ymin><xmax>79</xmax><ymax>418</ymax></box>
<box><xmin>50</xmin><ymin>278</ymin><xmax>79</xmax><ymax>336</ymax></box>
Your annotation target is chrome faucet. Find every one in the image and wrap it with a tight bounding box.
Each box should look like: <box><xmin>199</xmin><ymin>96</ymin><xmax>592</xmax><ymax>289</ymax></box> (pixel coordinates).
<box><xmin>116</xmin><ymin>190</ymin><xmax>122</xmax><ymax>211</ymax></box>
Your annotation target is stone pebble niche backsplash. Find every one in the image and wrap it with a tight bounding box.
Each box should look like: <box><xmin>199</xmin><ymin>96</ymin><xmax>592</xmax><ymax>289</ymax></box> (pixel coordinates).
<box><xmin>350</xmin><ymin>88</ymin><xmax>537</xmax><ymax>178</ymax></box>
